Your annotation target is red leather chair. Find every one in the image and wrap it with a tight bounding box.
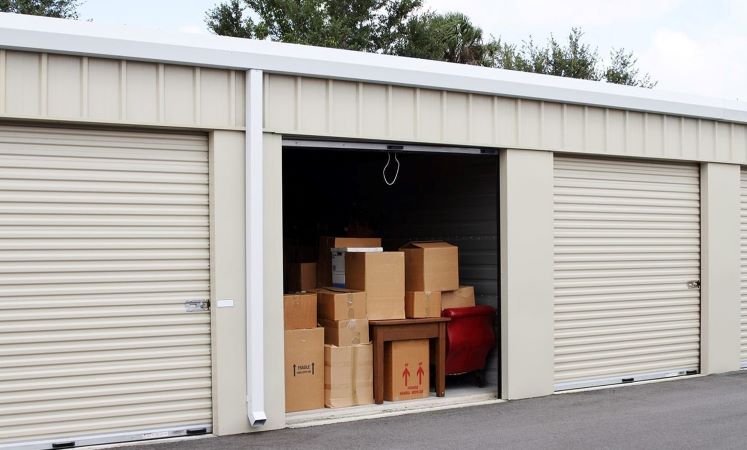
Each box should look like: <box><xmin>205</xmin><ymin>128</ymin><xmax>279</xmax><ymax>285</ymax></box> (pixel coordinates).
<box><xmin>442</xmin><ymin>305</ymin><xmax>496</xmax><ymax>386</ymax></box>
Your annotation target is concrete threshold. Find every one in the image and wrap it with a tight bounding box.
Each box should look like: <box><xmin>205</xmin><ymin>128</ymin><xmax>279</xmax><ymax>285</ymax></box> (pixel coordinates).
<box><xmin>286</xmin><ymin>391</ymin><xmax>502</xmax><ymax>428</ymax></box>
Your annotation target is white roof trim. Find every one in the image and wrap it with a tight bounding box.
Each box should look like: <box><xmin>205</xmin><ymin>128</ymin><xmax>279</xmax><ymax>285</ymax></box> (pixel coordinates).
<box><xmin>1</xmin><ymin>13</ymin><xmax>746</xmax><ymax>124</ymax></box>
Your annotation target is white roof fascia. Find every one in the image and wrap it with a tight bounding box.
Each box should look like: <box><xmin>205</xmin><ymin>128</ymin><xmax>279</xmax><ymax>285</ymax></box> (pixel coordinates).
<box><xmin>0</xmin><ymin>13</ymin><xmax>746</xmax><ymax>124</ymax></box>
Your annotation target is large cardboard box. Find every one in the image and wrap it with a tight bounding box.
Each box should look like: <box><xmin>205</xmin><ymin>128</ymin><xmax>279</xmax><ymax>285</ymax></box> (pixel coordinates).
<box><xmin>285</xmin><ymin>327</ymin><xmax>324</xmax><ymax>412</ymax></box>
<box><xmin>318</xmin><ymin>237</ymin><xmax>382</xmax><ymax>287</ymax></box>
<box><xmin>283</xmin><ymin>292</ymin><xmax>317</xmax><ymax>330</ymax></box>
<box><xmin>317</xmin><ymin>287</ymin><xmax>367</xmax><ymax>321</ymax></box>
<box><xmin>400</xmin><ymin>241</ymin><xmax>459</xmax><ymax>292</ymax></box>
<box><xmin>345</xmin><ymin>251</ymin><xmax>405</xmax><ymax>320</ymax></box>
<box><xmin>441</xmin><ymin>286</ymin><xmax>476</xmax><ymax>310</ymax></box>
<box><xmin>319</xmin><ymin>318</ymin><xmax>369</xmax><ymax>346</ymax></box>
<box><xmin>405</xmin><ymin>291</ymin><xmax>442</xmax><ymax>318</ymax></box>
<box><xmin>324</xmin><ymin>343</ymin><xmax>374</xmax><ymax>408</ymax></box>
<box><xmin>384</xmin><ymin>339</ymin><xmax>430</xmax><ymax>402</ymax></box>
<box><xmin>287</xmin><ymin>262</ymin><xmax>317</xmax><ymax>292</ymax></box>
<box><xmin>332</xmin><ymin>247</ymin><xmax>383</xmax><ymax>287</ymax></box>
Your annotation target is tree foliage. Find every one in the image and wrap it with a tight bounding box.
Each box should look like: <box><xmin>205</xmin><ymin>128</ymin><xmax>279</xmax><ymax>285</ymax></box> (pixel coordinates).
<box><xmin>0</xmin><ymin>0</ymin><xmax>79</xmax><ymax>18</ymax></box>
<box><xmin>495</xmin><ymin>28</ymin><xmax>656</xmax><ymax>87</ymax></box>
<box><xmin>206</xmin><ymin>2</ymin><xmax>656</xmax><ymax>88</ymax></box>
<box><xmin>394</xmin><ymin>12</ymin><xmax>497</xmax><ymax>66</ymax></box>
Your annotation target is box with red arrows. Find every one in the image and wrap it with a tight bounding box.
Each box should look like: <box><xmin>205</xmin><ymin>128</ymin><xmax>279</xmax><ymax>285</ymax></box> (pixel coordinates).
<box><xmin>384</xmin><ymin>339</ymin><xmax>430</xmax><ymax>401</ymax></box>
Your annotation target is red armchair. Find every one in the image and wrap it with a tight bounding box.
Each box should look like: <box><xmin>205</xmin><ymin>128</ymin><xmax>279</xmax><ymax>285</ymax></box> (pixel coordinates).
<box><xmin>442</xmin><ymin>305</ymin><xmax>496</xmax><ymax>386</ymax></box>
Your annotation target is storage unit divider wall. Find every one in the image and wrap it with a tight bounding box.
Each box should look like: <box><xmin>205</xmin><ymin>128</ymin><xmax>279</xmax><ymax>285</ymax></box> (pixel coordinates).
<box><xmin>741</xmin><ymin>168</ymin><xmax>747</xmax><ymax>368</ymax></box>
<box><xmin>553</xmin><ymin>156</ymin><xmax>701</xmax><ymax>390</ymax></box>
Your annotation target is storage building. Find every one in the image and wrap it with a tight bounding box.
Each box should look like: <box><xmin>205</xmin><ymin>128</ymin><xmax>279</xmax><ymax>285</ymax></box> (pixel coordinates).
<box><xmin>0</xmin><ymin>13</ymin><xmax>745</xmax><ymax>449</ymax></box>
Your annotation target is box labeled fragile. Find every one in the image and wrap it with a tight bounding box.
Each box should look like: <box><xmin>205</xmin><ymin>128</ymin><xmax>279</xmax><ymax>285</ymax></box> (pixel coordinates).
<box><xmin>284</xmin><ymin>327</ymin><xmax>324</xmax><ymax>412</ymax></box>
<box><xmin>384</xmin><ymin>339</ymin><xmax>430</xmax><ymax>402</ymax></box>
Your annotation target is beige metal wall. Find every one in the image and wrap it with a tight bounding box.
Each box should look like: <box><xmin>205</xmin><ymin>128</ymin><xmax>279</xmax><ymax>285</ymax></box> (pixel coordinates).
<box><xmin>209</xmin><ymin>131</ymin><xmax>286</xmax><ymax>435</ymax></box>
<box><xmin>264</xmin><ymin>74</ymin><xmax>747</xmax><ymax>165</ymax></box>
<box><xmin>700</xmin><ymin>163</ymin><xmax>741</xmax><ymax>374</ymax></box>
<box><xmin>0</xmin><ymin>50</ymin><xmax>246</xmax><ymax>130</ymax></box>
<box><xmin>499</xmin><ymin>149</ymin><xmax>555</xmax><ymax>399</ymax></box>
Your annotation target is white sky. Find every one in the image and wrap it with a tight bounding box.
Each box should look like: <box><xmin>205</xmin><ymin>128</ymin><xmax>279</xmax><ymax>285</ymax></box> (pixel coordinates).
<box><xmin>78</xmin><ymin>0</ymin><xmax>745</xmax><ymax>102</ymax></box>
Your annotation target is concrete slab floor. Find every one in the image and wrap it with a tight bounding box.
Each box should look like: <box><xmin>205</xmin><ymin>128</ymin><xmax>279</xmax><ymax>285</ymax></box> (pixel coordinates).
<box><xmin>125</xmin><ymin>371</ymin><xmax>747</xmax><ymax>450</ymax></box>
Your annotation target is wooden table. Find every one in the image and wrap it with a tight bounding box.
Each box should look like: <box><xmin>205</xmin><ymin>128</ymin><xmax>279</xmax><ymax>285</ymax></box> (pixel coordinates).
<box><xmin>369</xmin><ymin>317</ymin><xmax>451</xmax><ymax>404</ymax></box>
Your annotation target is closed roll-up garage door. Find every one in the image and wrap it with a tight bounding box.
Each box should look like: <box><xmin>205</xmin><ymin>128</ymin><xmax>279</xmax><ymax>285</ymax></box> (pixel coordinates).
<box><xmin>740</xmin><ymin>169</ymin><xmax>747</xmax><ymax>368</ymax></box>
<box><xmin>0</xmin><ymin>125</ymin><xmax>212</xmax><ymax>449</ymax></box>
<box><xmin>554</xmin><ymin>156</ymin><xmax>701</xmax><ymax>391</ymax></box>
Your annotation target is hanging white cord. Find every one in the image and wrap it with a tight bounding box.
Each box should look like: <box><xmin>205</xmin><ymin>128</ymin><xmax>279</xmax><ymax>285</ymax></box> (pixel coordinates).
<box><xmin>383</xmin><ymin>152</ymin><xmax>400</xmax><ymax>186</ymax></box>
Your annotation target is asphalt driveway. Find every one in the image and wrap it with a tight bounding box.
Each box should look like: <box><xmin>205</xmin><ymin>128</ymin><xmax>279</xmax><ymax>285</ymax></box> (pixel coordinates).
<box><xmin>127</xmin><ymin>371</ymin><xmax>747</xmax><ymax>450</ymax></box>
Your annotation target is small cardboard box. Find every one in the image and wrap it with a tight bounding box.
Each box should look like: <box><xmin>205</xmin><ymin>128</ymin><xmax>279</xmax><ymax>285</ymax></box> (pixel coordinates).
<box><xmin>283</xmin><ymin>292</ymin><xmax>317</xmax><ymax>330</ymax></box>
<box><xmin>318</xmin><ymin>237</ymin><xmax>382</xmax><ymax>287</ymax></box>
<box><xmin>441</xmin><ymin>286</ymin><xmax>476</xmax><ymax>310</ymax></box>
<box><xmin>287</xmin><ymin>262</ymin><xmax>317</xmax><ymax>292</ymax></box>
<box><xmin>325</xmin><ymin>343</ymin><xmax>374</xmax><ymax>408</ymax></box>
<box><xmin>405</xmin><ymin>291</ymin><xmax>442</xmax><ymax>318</ymax></box>
<box><xmin>332</xmin><ymin>247</ymin><xmax>383</xmax><ymax>287</ymax></box>
<box><xmin>317</xmin><ymin>287</ymin><xmax>367</xmax><ymax>321</ymax></box>
<box><xmin>400</xmin><ymin>241</ymin><xmax>459</xmax><ymax>292</ymax></box>
<box><xmin>384</xmin><ymin>339</ymin><xmax>429</xmax><ymax>402</ymax></box>
<box><xmin>285</xmin><ymin>327</ymin><xmax>324</xmax><ymax>412</ymax></box>
<box><xmin>345</xmin><ymin>252</ymin><xmax>405</xmax><ymax>320</ymax></box>
<box><xmin>319</xmin><ymin>318</ymin><xmax>369</xmax><ymax>346</ymax></box>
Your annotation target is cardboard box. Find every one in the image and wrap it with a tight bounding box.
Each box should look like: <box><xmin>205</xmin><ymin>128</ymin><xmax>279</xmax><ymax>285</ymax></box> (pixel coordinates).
<box><xmin>384</xmin><ymin>339</ymin><xmax>430</xmax><ymax>402</ymax></box>
<box><xmin>324</xmin><ymin>343</ymin><xmax>374</xmax><ymax>408</ymax></box>
<box><xmin>283</xmin><ymin>292</ymin><xmax>317</xmax><ymax>330</ymax></box>
<box><xmin>441</xmin><ymin>286</ymin><xmax>476</xmax><ymax>310</ymax></box>
<box><xmin>317</xmin><ymin>287</ymin><xmax>367</xmax><ymax>321</ymax></box>
<box><xmin>405</xmin><ymin>291</ymin><xmax>442</xmax><ymax>318</ymax></box>
<box><xmin>318</xmin><ymin>237</ymin><xmax>382</xmax><ymax>287</ymax></box>
<box><xmin>345</xmin><ymin>251</ymin><xmax>405</xmax><ymax>320</ymax></box>
<box><xmin>332</xmin><ymin>247</ymin><xmax>383</xmax><ymax>287</ymax></box>
<box><xmin>287</xmin><ymin>262</ymin><xmax>317</xmax><ymax>292</ymax></box>
<box><xmin>319</xmin><ymin>318</ymin><xmax>369</xmax><ymax>346</ymax></box>
<box><xmin>400</xmin><ymin>241</ymin><xmax>459</xmax><ymax>292</ymax></box>
<box><xmin>285</xmin><ymin>327</ymin><xmax>324</xmax><ymax>412</ymax></box>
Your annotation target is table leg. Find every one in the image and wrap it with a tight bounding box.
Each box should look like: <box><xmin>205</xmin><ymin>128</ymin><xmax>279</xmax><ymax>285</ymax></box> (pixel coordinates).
<box><xmin>437</xmin><ymin>322</ymin><xmax>446</xmax><ymax>397</ymax></box>
<box><xmin>374</xmin><ymin>331</ymin><xmax>385</xmax><ymax>404</ymax></box>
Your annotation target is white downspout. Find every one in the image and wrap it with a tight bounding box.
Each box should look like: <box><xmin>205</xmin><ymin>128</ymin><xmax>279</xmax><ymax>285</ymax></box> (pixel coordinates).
<box><xmin>245</xmin><ymin>68</ymin><xmax>266</xmax><ymax>427</ymax></box>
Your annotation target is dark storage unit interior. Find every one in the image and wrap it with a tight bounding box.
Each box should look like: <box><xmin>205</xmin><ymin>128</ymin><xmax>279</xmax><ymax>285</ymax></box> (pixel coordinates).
<box><xmin>282</xmin><ymin>144</ymin><xmax>500</xmax><ymax>392</ymax></box>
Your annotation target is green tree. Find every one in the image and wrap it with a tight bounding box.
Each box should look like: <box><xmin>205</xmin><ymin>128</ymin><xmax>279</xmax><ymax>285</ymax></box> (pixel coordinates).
<box><xmin>206</xmin><ymin>0</ymin><xmax>422</xmax><ymax>53</ymax></box>
<box><xmin>495</xmin><ymin>28</ymin><xmax>656</xmax><ymax>88</ymax></box>
<box><xmin>0</xmin><ymin>0</ymin><xmax>79</xmax><ymax>18</ymax></box>
<box><xmin>394</xmin><ymin>12</ymin><xmax>497</xmax><ymax>66</ymax></box>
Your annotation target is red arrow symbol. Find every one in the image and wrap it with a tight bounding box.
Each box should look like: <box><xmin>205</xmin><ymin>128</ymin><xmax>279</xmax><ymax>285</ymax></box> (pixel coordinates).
<box><xmin>402</xmin><ymin>366</ymin><xmax>411</xmax><ymax>385</ymax></box>
<box><xmin>417</xmin><ymin>366</ymin><xmax>425</xmax><ymax>385</ymax></box>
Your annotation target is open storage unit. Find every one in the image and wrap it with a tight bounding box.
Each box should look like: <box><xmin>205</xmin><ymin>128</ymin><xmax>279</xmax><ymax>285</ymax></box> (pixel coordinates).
<box><xmin>281</xmin><ymin>141</ymin><xmax>500</xmax><ymax>419</ymax></box>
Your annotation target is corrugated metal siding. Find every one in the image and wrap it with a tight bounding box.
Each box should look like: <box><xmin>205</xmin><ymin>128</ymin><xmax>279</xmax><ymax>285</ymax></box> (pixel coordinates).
<box><xmin>741</xmin><ymin>168</ymin><xmax>747</xmax><ymax>367</ymax></box>
<box><xmin>553</xmin><ymin>156</ymin><xmax>701</xmax><ymax>390</ymax></box>
<box><xmin>264</xmin><ymin>74</ymin><xmax>747</xmax><ymax>165</ymax></box>
<box><xmin>0</xmin><ymin>125</ymin><xmax>212</xmax><ymax>447</ymax></box>
<box><xmin>0</xmin><ymin>50</ymin><xmax>245</xmax><ymax>129</ymax></box>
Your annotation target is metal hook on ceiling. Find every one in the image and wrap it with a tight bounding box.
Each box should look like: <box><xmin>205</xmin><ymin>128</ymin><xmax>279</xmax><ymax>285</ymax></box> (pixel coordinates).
<box><xmin>383</xmin><ymin>152</ymin><xmax>400</xmax><ymax>186</ymax></box>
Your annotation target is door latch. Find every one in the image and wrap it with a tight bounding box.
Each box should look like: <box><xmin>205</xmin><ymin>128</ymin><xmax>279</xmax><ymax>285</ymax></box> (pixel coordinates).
<box><xmin>687</xmin><ymin>280</ymin><xmax>701</xmax><ymax>289</ymax></box>
<box><xmin>184</xmin><ymin>299</ymin><xmax>210</xmax><ymax>312</ymax></box>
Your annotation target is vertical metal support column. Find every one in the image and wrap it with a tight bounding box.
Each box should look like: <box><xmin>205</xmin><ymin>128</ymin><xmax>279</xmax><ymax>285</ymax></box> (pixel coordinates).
<box><xmin>246</xmin><ymin>69</ymin><xmax>266</xmax><ymax>427</ymax></box>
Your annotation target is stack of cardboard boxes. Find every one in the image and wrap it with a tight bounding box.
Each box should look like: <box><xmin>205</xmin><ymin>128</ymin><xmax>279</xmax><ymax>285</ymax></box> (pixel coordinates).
<box><xmin>283</xmin><ymin>292</ymin><xmax>324</xmax><ymax>412</ymax></box>
<box><xmin>284</xmin><ymin>237</ymin><xmax>478</xmax><ymax>411</ymax></box>
<box><xmin>318</xmin><ymin>287</ymin><xmax>373</xmax><ymax>408</ymax></box>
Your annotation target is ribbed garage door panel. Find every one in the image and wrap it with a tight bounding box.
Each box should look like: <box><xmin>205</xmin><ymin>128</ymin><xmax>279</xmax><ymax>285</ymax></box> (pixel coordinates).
<box><xmin>741</xmin><ymin>169</ymin><xmax>747</xmax><ymax>367</ymax></box>
<box><xmin>554</xmin><ymin>156</ymin><xmax>700</xmax><ymax>390</ymax></box>
<box><xmin>0</xmin><ymin>125</ymin><xmax>211</xmax><ymax>448</ymax></box>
